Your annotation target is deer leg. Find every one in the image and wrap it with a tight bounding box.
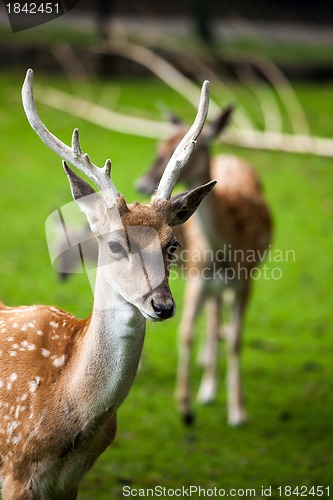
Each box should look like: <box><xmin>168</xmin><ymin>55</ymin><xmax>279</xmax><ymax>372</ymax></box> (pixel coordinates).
<box><xmin>197</xmin><ymin>295</ymin><xmax>221</xmax><ymax>404</ymax></box>
<box><xmin>225</xmin><ymin>282</ymin><xmax>251</xmax><ymax>426</ymax></box>
<box><xmin>175</xmin><ymin>276</ymin><xmax>204</xmax><ymax>425</ymax></box>
<box><xmin>219</xmin><ymin>288</ymin><xmax>235</xmax><ymax>339</ymax></box>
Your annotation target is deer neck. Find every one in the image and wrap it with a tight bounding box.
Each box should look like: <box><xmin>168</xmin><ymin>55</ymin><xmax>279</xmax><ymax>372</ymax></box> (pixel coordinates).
<box><xmin>67</xmin><ymin>256</ymin><xmax>146</xmax><ymax>424</ymax></box>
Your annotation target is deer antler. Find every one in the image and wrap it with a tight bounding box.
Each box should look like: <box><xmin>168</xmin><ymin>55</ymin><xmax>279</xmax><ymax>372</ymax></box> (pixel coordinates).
<box><xmin>22</xmin><ymin>69</ymin><xmax>118</xmax><ymax>204</ymax></box>
<box><xmin>153</xmin><ymin>80</ymin><xmax>210</xmax><ymax>200</ymax></box>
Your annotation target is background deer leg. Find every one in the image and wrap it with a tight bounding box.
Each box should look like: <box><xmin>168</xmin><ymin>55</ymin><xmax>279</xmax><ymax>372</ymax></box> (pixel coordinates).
<box><xmin>197</xmin><ymin>295</ymin><xmax>221</xmax><ymax>404</ymax></box>
<box><xmin>175</xmin><ymin>276</ymin><xmax>204</xmax><ymax>425</ymax></box>
<box><xmin>226</xmin><ymin>281</ymin><xmax>251</xmax><ymax>426</ymax></box>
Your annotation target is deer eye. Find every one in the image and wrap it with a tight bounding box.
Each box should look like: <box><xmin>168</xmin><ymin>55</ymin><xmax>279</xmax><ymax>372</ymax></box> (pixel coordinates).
<box><xmin>108</xmin><ymin>241</ymin><xmax>126</xmax><ymax>257</ymax></box>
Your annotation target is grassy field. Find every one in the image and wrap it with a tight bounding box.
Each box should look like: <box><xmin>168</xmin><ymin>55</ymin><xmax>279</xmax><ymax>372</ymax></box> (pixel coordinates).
<box><xmin>0</xmin><ymin>71</ymin><xmax>332</xmax><ymax>498</ymax></box>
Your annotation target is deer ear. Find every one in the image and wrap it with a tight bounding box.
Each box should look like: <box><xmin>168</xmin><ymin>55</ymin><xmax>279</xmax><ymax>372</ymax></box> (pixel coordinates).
<box><xmin>205</xmin><ymin>104</ymin><xmax>234</xmax><ymax>142</ymax></box>
<box><xmin>63</xmin><ymin>161</ymin><xmax>96</xmax><ymax>200</ymax></box>
<box><xmin>167</xmin><ymin>180</ymin><xmax>216</xmax><ymax>226</ymax></box>
<box><xmin>63</xmin><ymin>161</ymin><xmax>105</xmax><ymax>230</ymax></box>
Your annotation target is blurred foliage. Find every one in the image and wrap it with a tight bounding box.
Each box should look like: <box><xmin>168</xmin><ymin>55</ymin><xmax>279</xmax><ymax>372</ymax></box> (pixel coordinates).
<box><xmin>1</xmin><ymin>22</ymin><xmax>333</xmax><ymax>69</ymax></box>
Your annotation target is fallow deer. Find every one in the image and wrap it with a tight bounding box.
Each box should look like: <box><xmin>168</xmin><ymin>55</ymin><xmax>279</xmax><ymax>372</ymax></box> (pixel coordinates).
<box><xmin>136</xmin><ymin>107</ymin><xmax>273</xmax><ymax>426</ymax></box>
<box><xmin>0</xmin><ymin>70</ymin><xmax>215</xmax><ymax>499</ymax></box>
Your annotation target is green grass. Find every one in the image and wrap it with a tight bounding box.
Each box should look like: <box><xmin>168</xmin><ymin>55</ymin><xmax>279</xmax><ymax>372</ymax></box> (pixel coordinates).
<box><xmin>0</xmin><ymin>72</ymin><xmax>333</xmax><ymax>498</ymax></box>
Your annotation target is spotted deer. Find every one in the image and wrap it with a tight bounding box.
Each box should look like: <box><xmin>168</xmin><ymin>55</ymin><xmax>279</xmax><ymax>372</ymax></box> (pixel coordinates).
<box><xmin>136</xmin><ymin>107</ymin><xmax>273</xmax><ymax>426</ymax></box>
<box><xmin>0</xmin><ymin>71</ymin><xmax>215</xmax><ymax>499</ymax></box>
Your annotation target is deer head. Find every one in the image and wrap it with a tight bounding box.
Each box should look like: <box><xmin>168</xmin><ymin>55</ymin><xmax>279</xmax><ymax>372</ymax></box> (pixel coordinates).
<box><xmin>22</xmin><ymin>70</ymin><xmax>216</xmax><ymax>321</ymax></box>
<box><xmin>136</xmin><ymin>105</ymin><xmax>234</xmax><ymax>195</ymax></box>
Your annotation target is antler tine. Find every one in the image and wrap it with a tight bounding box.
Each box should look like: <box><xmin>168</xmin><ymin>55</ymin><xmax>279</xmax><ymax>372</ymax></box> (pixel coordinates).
<box><xmin>22</xmin><ymin>69</ymin><xmax>118</xmax><ymax>204</ymax></box>
<box><xmin>153</xmin><ymin>80</ymin><xmax>210</xmax><ymax>200</ymax></box>
<box><xmin>71</xmin><ymin>128</ymin><xmax>83</xmax><ymax>157</ymax></box>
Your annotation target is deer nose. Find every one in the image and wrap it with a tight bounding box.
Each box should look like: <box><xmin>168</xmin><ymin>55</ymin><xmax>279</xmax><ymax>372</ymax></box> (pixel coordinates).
<box><xmin>151</xmin><ymin>299</ymin><xmax>175</xmax><ymax>320</ymax></box>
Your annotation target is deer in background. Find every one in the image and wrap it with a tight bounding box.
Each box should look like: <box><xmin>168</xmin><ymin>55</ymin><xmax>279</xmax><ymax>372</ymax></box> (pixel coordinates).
<box><xmin>0</xmin><ymin>71</ymin><xmax>215</xmax><ymax>499</ymax></box>
<box><xmin>136</xmin><ymin>106</ymin><xmax>273</xmax><ymax>426</ymax></box>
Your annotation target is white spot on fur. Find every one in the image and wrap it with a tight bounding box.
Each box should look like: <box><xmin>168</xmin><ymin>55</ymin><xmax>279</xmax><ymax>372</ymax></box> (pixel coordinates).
<box><xmin>50</xmin><ymin>321</ymin><xmax>59</xmax><ymax>329</ymax></box>
<box><xmin>12</xmin><ymin>433</ymin><xmax>22</xmax><ymax>445</ymax></box>
<box><xmin>6</xmin><ymin>337</ymin><xmax>14</xmax><ymax>342</ymax></box>
<box><xmin>36</xmin><ymin>330</ymin><xmax>43</xmax><ymax>336</ymax></box>
<box><xmin>28</xmin><ymin>377</ymin><xmax>41</xmax><ymax>393</ymax></box>
<box><xmin>9</xmin><ymin>352</ymin><xmax>17</xmax><ymax>357</ymax></box>
<box><xmin>53</xmin><ymin>355</ymin><xmax>66</xmax><ymax>368</ymax></box>
<box><xmin>9</xmin><ymin>373</ymin><xmax>18</xmax><ymax>383</ymax></box>
<box><xmin>7</xmin><ymin>421</ymin><xmax>19</xmax><ymax>435</ymax></box>
<box><xmin>21</xmin><ymin>341</ymin><xmax>35</xmax><ymax>351</ymax></box>
<box><xmin>41</xmin><ymin>348</ymin><xmax>50</xmax><ymax>357</ymax></box>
